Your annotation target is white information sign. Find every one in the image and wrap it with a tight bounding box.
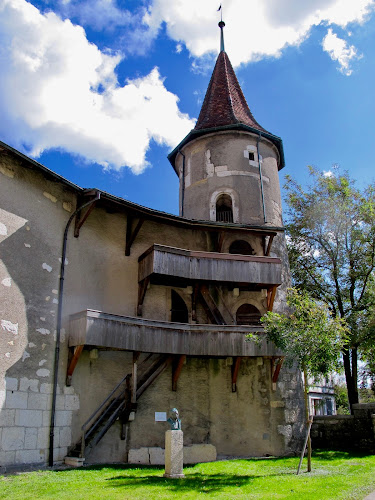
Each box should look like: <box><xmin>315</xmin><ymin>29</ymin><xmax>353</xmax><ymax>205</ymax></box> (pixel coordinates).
<box><xmin>155</xmin><ymin>411</ymin><xmax>167</xmax><ymax>422</ymax></box>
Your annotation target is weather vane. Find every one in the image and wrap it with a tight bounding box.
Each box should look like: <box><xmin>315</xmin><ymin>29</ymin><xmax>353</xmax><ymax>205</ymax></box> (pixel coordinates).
<box><xmin>217</xmin><ymin>4</ymin><xmax>223</xmax><ymax>22</ymax></box>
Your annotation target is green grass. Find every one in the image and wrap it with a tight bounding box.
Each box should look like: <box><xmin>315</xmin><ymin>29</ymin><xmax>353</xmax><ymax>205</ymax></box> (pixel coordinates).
<box><xmin>1</xmin><ymin>451</ymin><xmax>375</xmax><ymax>499</ymax></box>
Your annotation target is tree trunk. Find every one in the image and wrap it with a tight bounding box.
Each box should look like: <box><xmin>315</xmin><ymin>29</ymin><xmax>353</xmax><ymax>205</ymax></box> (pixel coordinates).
<box><xmin>342</xmin><ymin>349</ymin><xmax>359</xmax><ymax>412</ymax></box>
<box><xmin>303</xmin><ymin>366</ymin><xmax>312</xmax><ymax>472</ymax></box>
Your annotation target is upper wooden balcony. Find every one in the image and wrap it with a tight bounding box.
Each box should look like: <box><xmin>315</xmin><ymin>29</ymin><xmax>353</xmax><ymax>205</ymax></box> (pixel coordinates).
<box><xmin>138</xmin><ymin>244</ymin><xmax>282</xmax><ymax>288</ymax></box>
<box><xmin>69</xmin><ymin>309</ymin><xmax>282</xmax><ymax>358</ymax></box>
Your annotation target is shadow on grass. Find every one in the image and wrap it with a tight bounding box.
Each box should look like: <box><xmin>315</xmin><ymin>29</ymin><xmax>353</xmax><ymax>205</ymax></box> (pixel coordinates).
<box><xmin>104</xmin><ymin>472</ymin><xmax>289</xmax><ymax>494</ymax></box>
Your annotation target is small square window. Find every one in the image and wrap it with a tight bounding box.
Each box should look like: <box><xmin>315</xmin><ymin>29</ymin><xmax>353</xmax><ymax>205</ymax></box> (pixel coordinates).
<box><xmin>248</xmin><ymin>152</ymin><xmax>255</xmax><ymax>161</ymax></box>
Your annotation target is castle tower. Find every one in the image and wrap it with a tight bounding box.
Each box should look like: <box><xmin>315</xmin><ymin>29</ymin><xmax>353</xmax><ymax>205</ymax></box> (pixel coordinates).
<box><xmin>169</xmin><ymin>21</ymin><xmax>285</xmax><ymax>228</ymax></box>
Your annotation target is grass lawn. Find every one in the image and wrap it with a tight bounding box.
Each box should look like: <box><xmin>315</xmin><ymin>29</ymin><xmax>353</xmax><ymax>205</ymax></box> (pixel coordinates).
<box><xmin>1</xmin><ymin>451</ymin><xmax>375</xmax><ymax>500</ymax></box>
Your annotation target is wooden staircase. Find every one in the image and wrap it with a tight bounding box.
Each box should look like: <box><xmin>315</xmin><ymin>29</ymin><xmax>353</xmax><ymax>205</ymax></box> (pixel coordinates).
<box><xmin>198</xmin><ymin>284</ymin><xmax>235</xmax><ymax>325</ymax></box>
<box><xmin>67</xmin><ymin>353</ymin><xmax>172</xmax><ymax>459</ymax></box>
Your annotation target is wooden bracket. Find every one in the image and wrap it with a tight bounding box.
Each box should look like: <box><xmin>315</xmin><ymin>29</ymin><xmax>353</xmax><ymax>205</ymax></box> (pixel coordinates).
<box><xmin>137</xmin><ymin>277</ymin><xmax>150</xmax><ymax>316</ymax></box>
<box><xmin>267</xmin><ymin>286</ymin><xmax>277</xmax><ymax>311</ymax></box>
<box><xmin>74</xmin><ymin>191</ymin><xmax>99</xmax><ymax>238</ymax></box>
<box><xmin>271</xmin><ymin>357</ymin><xmax>284</xmax><ymax>390</ymax></box>
<box><xmin>216</xmin><ymin>231</ymin><xmax>225</xmax><ymax>253</ymax></box>
<box><xmin>66</xmin><ymin>345</ymin><xmax>84</xmax><ymax>386</ymax></box>
<box><xmin>191</xmin><ymin>283</ymin><xmax>199</xmax><ymax>322</ymax></box>
<box><xmin>172</xmin><ymin>355</ymin><xmax>186</xmax><ymax>391</ymax></box>
<box><xmin>131</xmin><ymin>352</ymin><xmax>141</xmax><ymax>404</ymax></box>
<box><xmin>265</xmin><ymin>235</ymin><xmax>275</xmax><ymax>256</ymax></box>
<box><xmin>231</xmin><ymin>356</ymin><xmax>241</xmax><ymax>392</ymax></box>
<box><xmin>125</xmin><ymin>215</ymin><xmax>144</xmax><ymax>256</ymax></box>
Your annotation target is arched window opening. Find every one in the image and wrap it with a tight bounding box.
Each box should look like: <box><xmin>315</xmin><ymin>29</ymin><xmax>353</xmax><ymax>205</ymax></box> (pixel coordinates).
<box><xmin>171</xmin><ymin>290</ymin><xmax>189</xmax><ymax>323</ymax></box>
<box><xmin>216</xmin><ymin>194</ymin><xmax>233</xmax><ymax>223</ymax></box>
<box><xmin>236</xmin><ymin>304</ymin><xmax>262</xmax><ymax>325</ymax></box>
<box><xmin>229</xmin><ymin>240</ymin><xmax>255</xmax><ymax>256</ymax></box>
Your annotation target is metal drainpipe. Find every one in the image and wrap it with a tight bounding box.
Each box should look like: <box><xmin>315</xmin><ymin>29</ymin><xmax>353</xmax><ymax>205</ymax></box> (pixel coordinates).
<box><xmin>48</xmin><ymin>191</ymin><xmax>101</xmax><ymax>467</ymax></box>
<box><xmin>257</xmin><ymin>133</ymin><xmax>267</xmax><ymax>223</ymax></box>
<box><xmin>178</xmin><ymin>150</ymin><xmax>186</xmax><ymax>217</ymax></box>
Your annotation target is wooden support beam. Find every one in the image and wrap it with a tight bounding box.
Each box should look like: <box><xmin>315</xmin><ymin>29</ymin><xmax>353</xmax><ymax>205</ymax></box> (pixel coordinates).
<box><xmin>125</xmin><ymin>215</ymin><xmax>144</xmax><ymax>256</ymax></box>
<box><xmin>267</xmin><ymin>285</ymin><xmax>277</xmax><ymax>311</ymax></box>
<box><xmin>265</xmin><ymin>234</ymin><xmax>275</xmax><ymax>256</ymax></box>
<box><xmin>137</xmin><ymin>277</ymin><xmax>150</xmax><ymax>316</ymax></box>
<box><xmin>136</xmin><ymin>356</ymin><xmax>173</xmax><ymax>399</ymax></box>
<box><xmin>217</xmin><ymin>231</ymin><xmax>225</xmax><ymax>253</ymax></box>
<box><xmin>131</xmin><ymin>352</ymin><xmax>140</xmax><ymax>404</ymax></box>
<box><xmin>192</xmin><ymin>283</ymin><xmax>199</xmax><ymax>322</ymax></box>
<box><xmin>271</xmin><ymin>357</ymin><xmax>284</xmax><ymax>390</ymax></box>
<box><xmin>172</xmin><ymin>355</ymin><xmax>186</xmax><ymax>391</ymax></box>
<box><xmin>66</xmin><ymin>345</ymin><xmax>84</xmax><ymax>386</ymax></box>
<box><xmin>74</xmin><ymin>200</ymin><xmax>97</xmax><ymax>238</ymax></box>
<box><xmin>231</xmin><ymin>356</ymin><xmax>241</xmax><ymax>392</ymax></box>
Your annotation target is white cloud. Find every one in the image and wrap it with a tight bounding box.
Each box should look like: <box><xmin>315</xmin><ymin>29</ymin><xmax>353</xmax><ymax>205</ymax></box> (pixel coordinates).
<box><xmin>144</xmin><ymin>0</ymin><xmax>374</xmax><ymax>66</ymax></box>
<box><xmin>322</xmin><ymin>28</ymin><xmax>361</xmax><ymax>75</ymax></box>
<box><xmin>323</xmin><ymin>170</ymin><xmax>334</xmax><ymax>177</ymax></box>
<box><xmin>0</xmin><ymin>0</ymin><xmax>194</xmax><ymax>173</ymax></box>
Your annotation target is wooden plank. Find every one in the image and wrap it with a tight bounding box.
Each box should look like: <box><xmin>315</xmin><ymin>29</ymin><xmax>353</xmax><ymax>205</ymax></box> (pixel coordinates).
<box><xmin>172</xmin><ymin>355</ymin><xmax>186</xmax><ymax>391</ymax></box>
<box><xmin>66</xmin><ymin>345</ymin><xmax>84</xmax><ymax>386</ymax></box>
<box><xmin>231</xmin><ymin>356</ymin><xmax>241</xmax><ymax>392</ymax></box>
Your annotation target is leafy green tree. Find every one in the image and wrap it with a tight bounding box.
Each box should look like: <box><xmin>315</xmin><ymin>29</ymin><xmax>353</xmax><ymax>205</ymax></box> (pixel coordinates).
<box><xmin>284</xmin><ymin>168</ymin><xmax>375</xmax><ymax>409</ymax></box>
<box><xmin>259</xmin><ymin>287</ymin><xmax>348</xmax><ymax>471</ymax></box>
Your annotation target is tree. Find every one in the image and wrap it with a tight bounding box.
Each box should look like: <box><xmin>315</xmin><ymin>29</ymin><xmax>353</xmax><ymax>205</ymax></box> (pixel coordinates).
<box><xmin>259</xmin><ymin>287</ymin><xmax>348</xmax><ymax>472</ymax></box>
<box><xmin>285</xmin><ymin>167</ymin><xmax>375</xmax><ymax>410</ymax></box>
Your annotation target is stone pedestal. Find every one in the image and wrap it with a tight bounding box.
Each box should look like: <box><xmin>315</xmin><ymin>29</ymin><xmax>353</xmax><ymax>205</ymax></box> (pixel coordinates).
<box><xmin>164</xmin><ymin>430</ymin><xmax>184</xmax><ymax>478</ymax></box>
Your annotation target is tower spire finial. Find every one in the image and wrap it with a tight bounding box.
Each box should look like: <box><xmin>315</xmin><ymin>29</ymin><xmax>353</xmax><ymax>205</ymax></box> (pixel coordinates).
<box><xmin>218</xmin><ymin>5</ymin><xmax>225</xmax><ymax>52</ymax></box>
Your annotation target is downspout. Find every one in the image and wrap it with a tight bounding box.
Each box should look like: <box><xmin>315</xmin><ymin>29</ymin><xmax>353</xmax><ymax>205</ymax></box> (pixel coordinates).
<box><xmin>178</xmin><ymin>150</ymin><xmax>186</xmax><ymax>217</ymax></box>
<box><xmin>48</xmin><ymin>191</ymin><xmax>101</xmax><ymax>466</ymax></box>
<box><xmin>257</xmin><ymin>133</ymin><xmax>267</xmax><ymax>223</ymax></box>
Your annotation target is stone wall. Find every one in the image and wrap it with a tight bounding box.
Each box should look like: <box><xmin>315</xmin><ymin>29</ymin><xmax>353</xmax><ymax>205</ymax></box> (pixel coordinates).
<box><xmin>311</xmin><ymin>403</ymin><xmax>375</xmax><ymax>453</ymax></box>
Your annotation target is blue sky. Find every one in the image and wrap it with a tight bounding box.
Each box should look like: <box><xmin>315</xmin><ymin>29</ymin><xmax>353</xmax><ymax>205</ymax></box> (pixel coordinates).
<box><xmin>1</xmin><ymin>0</ymin><xmax>375</xmax><ymax>216</ymax></box>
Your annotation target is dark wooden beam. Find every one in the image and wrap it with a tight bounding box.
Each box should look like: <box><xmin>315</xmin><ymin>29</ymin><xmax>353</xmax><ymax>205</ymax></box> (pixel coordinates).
<box><xmin>267</xmin><ymin>285</ymin><xmax>277</xmax><ymax>311</ymax></box>
<box><xmin>265</xmin><ymin>234</ymin><xmax>275</xmax><ymax>256</ymax></box>
<box><xmin>271</xmin><ymin>357</ymin><xmax>284</xmax><ymax>389</ymax></box>
<box><xmin>74</xmin><ymin>199</ymin><xmax>98</xmax><ymax>238</ymax></box>
<box><xmin>192</xmin><ymin>283</ymin><xmax>199</xmax><ymax>322</ymax></box>
<box><xmin>136</xmin><ymin>356</ymin><xmax>173</xmax><ymax>399</ymax></box>
<box><xmin>125</xmin><ymin>215</ymin><xmax>144</xmax><ymax>256</ymax></box>
<box><xmin>66</xmin><ymin>345</ymin><xmax>84</xmax><ymax>386</ymax></box>
<box><xmin>231</xmin><ymin>356</ymin><xmax>241</xmax><ymax>392</ymax></box>
<box><xmin>131</xmin><ymin>352</ymin><xmax>141</xmax><ymax>404</ymax></box>
<box><xmin>217</xmin><ymin>231</ymin><xmax>225</xmax><ymax>252</ymax></box>
<box><xmin>137</xmin><ymin>277</ymin><xmax>150</xmax><ymax>316</ymax></box>
<box><xmin>172</xmin><ymin>355</ymin><xmax>186</xmax><ymax>391</ymax></box>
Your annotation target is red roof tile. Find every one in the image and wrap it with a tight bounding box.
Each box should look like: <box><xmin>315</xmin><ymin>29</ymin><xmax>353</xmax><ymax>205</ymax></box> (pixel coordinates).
<box><xmin>195</xmin><ymin>51</ymin><xmax>267</xmax><ymax>133</ymax></box>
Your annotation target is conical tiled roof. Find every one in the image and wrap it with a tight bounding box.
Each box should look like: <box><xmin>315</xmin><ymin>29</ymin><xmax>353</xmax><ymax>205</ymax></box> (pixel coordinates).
<box><xmin>195</xmin><ymin>51</ymin><xmax>267</xmax><ymax>133</ymax></box>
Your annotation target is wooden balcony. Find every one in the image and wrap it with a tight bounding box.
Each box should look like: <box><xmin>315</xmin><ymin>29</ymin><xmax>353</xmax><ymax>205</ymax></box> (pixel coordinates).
<box><xmin>138</xmin><ymin>244</ymin><xmax>282</xmax><ymax>287</ymax></box>
<box><xmin>69</xmin><ymin>309</ymin><xmax>282</xmax><ymax>357</ymax></box>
